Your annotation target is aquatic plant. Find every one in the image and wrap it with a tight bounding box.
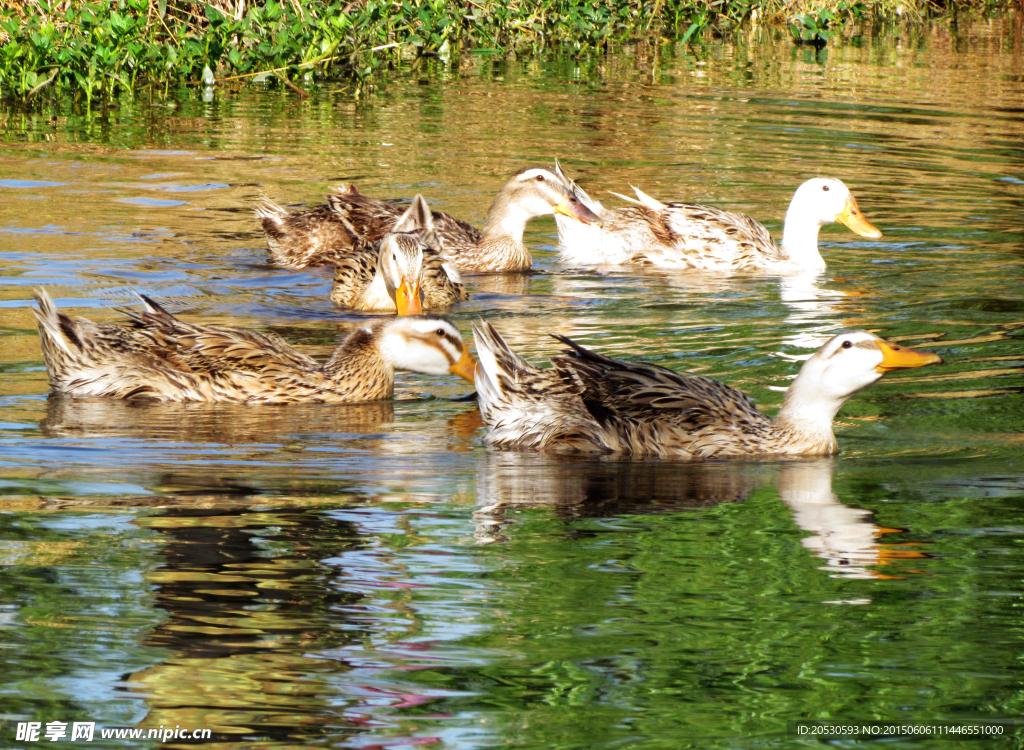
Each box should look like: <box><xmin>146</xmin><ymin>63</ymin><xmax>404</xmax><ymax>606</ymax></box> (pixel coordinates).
<box><xmin>0</xmin><ymin>0</ymin><xmax>1008</xmax><ymax>106</ymax></box>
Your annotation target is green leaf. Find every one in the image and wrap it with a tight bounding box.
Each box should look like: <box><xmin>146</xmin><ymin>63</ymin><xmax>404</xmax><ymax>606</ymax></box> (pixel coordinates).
<box><xmin>205</xmin><ymin>3</ymin><xmax>224</xmax><ymax>23</ymax></box>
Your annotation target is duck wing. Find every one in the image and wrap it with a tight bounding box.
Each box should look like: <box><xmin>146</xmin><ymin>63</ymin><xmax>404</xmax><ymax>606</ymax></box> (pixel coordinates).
<box><xmin>632</xmin><ymin>203</ymin><xmax>783</xmax><ymax>268</ymax></box>
<box><xmin>329</xmin><ymin>184</ymin><xmax>483</xmax><ymax>248</ymax></box>
<box><xmin>550</xmin><ymin>334</ymin><xmax>766</xmax><ymax>431</ymax></box>
<box><xmin>121</xmin><ymin>296</ymin><xmax>321</xmax><ymax>377</ymax></box>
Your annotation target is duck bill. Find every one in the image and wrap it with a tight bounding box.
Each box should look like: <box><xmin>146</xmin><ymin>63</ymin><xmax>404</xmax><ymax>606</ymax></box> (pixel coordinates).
<box><xmin>553</xmin><ymin>196</ymin><xmax>601</xmax><ymax>226</ymax></box>
<box><xmin>449</xmin><ymin>348</ymin><xmax>477</xmax><ymax>383</ymax></box>
<box><xmin>836</xmin><ymin>196</ymin><xmax>882</xmax><ymax>239</ymax></box>
<box><xmin>394</xmin><ymin>278</ymin><xmax>423</xmax><ymax>316</ymax></box>
<box><xmin>875</xmin><ymin>340</ymin><xmax>942</xmax><ymax>373</ymax></box>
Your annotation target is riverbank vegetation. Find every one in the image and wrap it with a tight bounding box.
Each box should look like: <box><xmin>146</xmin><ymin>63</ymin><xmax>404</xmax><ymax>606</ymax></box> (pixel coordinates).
<box><xmin>0</xmin><ymin>0</ymin><xmax>1012</xmax><ymax>106</ymax></box>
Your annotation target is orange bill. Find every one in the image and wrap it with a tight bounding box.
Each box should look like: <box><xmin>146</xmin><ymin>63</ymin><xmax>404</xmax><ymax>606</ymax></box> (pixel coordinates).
<box><xmin>449</xmin><ymin>347</ymin><xmax>477</xmax><ymax>383</ymax></box>
<box><xmin>553</xmin><ymin>195</ymin><xmax>601</xmax><ymax>226</ymax></box>
<box><xmin>394</xmin><ymin>278</ymin><xmax>423</xmax><ymax>315</ymax></box>
<box><xmin>836</xmin><ymin>195</ymin><xmax>882</xmax><ymax>239</ymax></box>
<box><xmin>875</xmin><ymin>339</ymin><xmax>942</xmax><ymax>373</ymax></box>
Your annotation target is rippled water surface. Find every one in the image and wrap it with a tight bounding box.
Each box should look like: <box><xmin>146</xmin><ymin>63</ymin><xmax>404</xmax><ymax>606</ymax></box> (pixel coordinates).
<box><xmin>2</xmin><ymin>19</ymin><xmax>1024</xmax><ymax>749</ymax></box>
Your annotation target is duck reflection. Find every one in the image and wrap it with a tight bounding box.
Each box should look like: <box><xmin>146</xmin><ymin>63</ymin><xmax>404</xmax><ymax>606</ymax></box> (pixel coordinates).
<box><xmin>125</xmin><ymin>500</ymin><xmax>372</xmax><ymax>743</ymax></box>
<box><xmin>776</xmin><ymin>459</ymin><xmax>927</xmax><ymax>580</ymax></box>
<box><xmin>474</xmin><ymin>452</ymin><xmax>925</xmax><ymax>580</ymax></box>
<box><xmin>467</xmin><ymin>271</ymin><xmax>534</xmax><ymax>299</ymax></box>
<box><xmin>39</xmin><ymin>394</ymin><xmax>395</xmax><ymax>443</ymax></box>
<box><xmin>777</xmin><ymin>272</ymin><xmax>847</xmax><ymax>350</ymax></box>
<box><xmin>473</xmin><ymin>452</ymin><xmax>770</xmax><ymax>542</ymax></box>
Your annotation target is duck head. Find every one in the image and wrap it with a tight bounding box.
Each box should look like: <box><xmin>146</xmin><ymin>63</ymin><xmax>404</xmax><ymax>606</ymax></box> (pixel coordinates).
<box><xmin>779</xmin><ymin>330</ymin><xmax>941</xmax><ymax>430</ymax></box>
<box><xmin>486</xmin><ymin>167</ymin><xmax>602</xmax><ymax>232</ymax></box>
<box><xmin>379</xmin><ymin>195</ymin><xmax>438</xmax><ymax>315</ymax></box>
<box><xmin>789</xmin><ymin>178</ymin><xmax>882</xmax><ymax>239</ymax></box>
<box><xmin>379</xmin><ymin>316</ymin><xmax>476</xmax><ymax>382</ymax></box>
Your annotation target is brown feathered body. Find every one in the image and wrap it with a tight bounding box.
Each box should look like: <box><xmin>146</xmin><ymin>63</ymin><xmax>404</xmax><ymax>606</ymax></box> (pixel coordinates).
<box><xmin>255</xmin><ymin>198</ymin><xmax>363</xmax><ymax>269</ymax></box>
<box><xmin>472</xmin><ymin>323</ymin><xmax>831</xmax><ymax>458</ymax></box>
<box><xmin>473</xmin><ymin>324</ymin><xmax>941</xmax><ymax>459</ymax></box>
<box><xmin>33</xmin><ymin>290</ymin><xmax>473</xmax><ymax>404</ymax></box>
<box><xmin>256</xmin><ymin>168</ymin><xmax>600</xmax><ymax>274</ymax></box>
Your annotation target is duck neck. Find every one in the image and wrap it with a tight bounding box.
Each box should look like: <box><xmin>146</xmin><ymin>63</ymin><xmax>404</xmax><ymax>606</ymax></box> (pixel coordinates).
<box><xmin>779</xmin><ymin>203</ymin><xmax>826</xmax><ymax>269</ymax></box>
<box><xmin>324</xmin><ymin>324</ymin><xmax>395</xmax><ymax>400</ymax></box>
<box><xmin>772</xmin><ymin>379</ymin><xmax>843</xmax><ymax>455</ymax></box>
<box><xmin>473</xmin><ymin>200</ymin><xmax>534</xmax><ymax>272</ymax></box>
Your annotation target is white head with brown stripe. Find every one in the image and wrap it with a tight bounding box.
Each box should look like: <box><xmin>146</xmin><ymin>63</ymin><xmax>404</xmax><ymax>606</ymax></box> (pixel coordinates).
<box><xmin>778</xmin><ymin>331</ymin><xmax>941</xmax><ymax>433</ymax></box>
<box><xmin>377</xmin><ymin>316</ymin><xmax>476</xmax><ymax>382</ymax></box>
<box><xmin>484</xmin><ymin>167</ymin><xmax>602</xmax><ymax>239</ymax></box>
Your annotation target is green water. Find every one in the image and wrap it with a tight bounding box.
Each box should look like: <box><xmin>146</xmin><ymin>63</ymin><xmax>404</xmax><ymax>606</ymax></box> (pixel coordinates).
<box><xmin>2</xmin><ymin>19</ymin><xmax>1024</xmax><ymax>749</ymax></box>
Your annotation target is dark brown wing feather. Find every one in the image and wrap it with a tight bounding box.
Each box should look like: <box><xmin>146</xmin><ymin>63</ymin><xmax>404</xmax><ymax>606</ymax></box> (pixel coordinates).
<box><xmin>121</xmin><ymin>296</ymin><xmax>320</xmax><ymax>376</ymax></box>
<box><xmin>329</xmin><ymin>184</ymin><xmax>483</xmax><ymax>248</ymax></box>
<box><xmin>549</xmin><ymin>334</ymin><xmax>768</xmax><ymax>433</ymax></box>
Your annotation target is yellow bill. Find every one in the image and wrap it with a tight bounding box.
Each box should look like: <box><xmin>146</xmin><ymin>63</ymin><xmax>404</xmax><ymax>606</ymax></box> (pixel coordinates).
<box><xmin>875</xmin><ymin>339</ymin><xmax>942</xmax><ymax>373</ymax></box>
<box><xmin>553</xmin><ymin>196</ymin><xmax>602</xmax><ymax>226</ymax></box>
<box><xmin>394</xmin><ymin>278</ymin><xmax>423</xmax><ymax>316</ymax></box>
<box><xmin>836</xmin><ymin>195</ymin><xmax>882</xmax><ymax>239</ymax></box>
<box><xmin>449</xmin><ymin>347</ymin><xmax>477</xmax><ymax>383</ymax></box>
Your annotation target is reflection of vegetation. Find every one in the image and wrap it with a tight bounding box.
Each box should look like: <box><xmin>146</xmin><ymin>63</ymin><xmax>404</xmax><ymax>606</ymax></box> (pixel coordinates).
<box><xmin>0</xmin><ymin>511</ymin><xmax>166</xmax><ymax>729</ymax></box>
<box><xmin>0</xmin><ymin>0</ymin><xmax>1008</xmax><ymax>106</ymax></box>
<box><xmin>369</xmin><ymin>481</ymin><xmax>1024</xmax><ymax>746</ymax></box>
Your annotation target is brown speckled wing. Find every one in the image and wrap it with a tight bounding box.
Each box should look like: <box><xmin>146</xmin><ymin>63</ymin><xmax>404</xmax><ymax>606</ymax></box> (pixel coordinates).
<box><xmin>661</xmin><ymin>203</ymin><xmax>783</xmax><ymax>268</ymax></box>
<box><xmin>261</xmin><ymin>204</ymin><xmax>362</xmax><ymax>269</ymax></box>
<box><xmin>550</xmin><ymin>335</ymin><xmax>769</xmax><ymax>435</ymax></box>
<box><xmin>328</xmin><ymin>186</ymin><xmax>482</xmax><ymax>248</ymax></box>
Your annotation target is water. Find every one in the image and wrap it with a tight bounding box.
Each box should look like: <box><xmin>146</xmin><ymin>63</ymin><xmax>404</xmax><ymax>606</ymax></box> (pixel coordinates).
<box><xmin>2</xmin><ymin>18</ymin><xmax>1024</xmax><ymax>748</ymax></box>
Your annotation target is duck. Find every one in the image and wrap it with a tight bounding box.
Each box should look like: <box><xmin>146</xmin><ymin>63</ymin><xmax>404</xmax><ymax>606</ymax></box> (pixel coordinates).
<box><xmin>472</xmin><ymin>321</ymin><xmax>941</xmax><ymax>458</ymax></box>
<box><xmin>552</xmin><ymin>162</ymin><xmax>882</xmax><ymax>272</ymax></box>
<box><xmin>255</xmin><ymin>167</ymin><xmax>601</xmax><ymax>273</ymax></box>
<box><xmin>32</xmin><ymin>288</ymin><xmax>476</xmax><ymax>404</ymax></box>
<box><xmin>327</xmin><ymin>195</ymin><xmax>468</xmax><ymax>313</ymax></box>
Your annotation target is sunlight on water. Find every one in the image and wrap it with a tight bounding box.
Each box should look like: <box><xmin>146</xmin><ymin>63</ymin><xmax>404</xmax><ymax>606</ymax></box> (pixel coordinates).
<box><xmin>1</xmin><ymin>16</ymin><xmax>1023</xmax><ymax>749</ymax></box>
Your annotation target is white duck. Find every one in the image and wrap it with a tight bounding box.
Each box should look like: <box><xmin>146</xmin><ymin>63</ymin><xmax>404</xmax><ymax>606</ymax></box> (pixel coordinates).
<box><xmin>553</xmin><ymin>163</ymin><xmax>882</xmax><ymax>272</ymax></box>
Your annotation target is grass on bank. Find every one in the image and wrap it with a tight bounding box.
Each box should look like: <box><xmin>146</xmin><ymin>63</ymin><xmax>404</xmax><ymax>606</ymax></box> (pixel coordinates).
<box><xmin>0</xmin><ymin>0</ymin><xmax>1010</xmax><ymax>107</ymax></box>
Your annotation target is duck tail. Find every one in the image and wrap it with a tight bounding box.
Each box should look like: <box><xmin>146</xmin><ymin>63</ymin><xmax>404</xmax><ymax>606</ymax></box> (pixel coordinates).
<box><xmin>472</xmin><ymin>321</ymin><xmax>605</xmax><ymax>452</ymax></box>
<box><xmin>253</xmin><ymin>195</ymin><xmax>287</xmax><ymax>224</ymax></box>
<box><xmin>32</xmin><ymin>288</ymin><xmax>78</xmax><ymax>358</ymax></box>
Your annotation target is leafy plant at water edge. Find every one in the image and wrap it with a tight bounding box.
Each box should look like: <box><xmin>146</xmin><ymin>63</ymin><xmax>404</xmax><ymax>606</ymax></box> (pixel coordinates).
<box><xmin>0</xmin><ymin>0</ymin><xmax>1004</xmax><ymax>106</ymax></box>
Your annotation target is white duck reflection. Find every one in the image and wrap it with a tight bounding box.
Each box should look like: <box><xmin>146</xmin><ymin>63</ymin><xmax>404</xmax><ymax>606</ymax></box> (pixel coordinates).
<box><xmin>776</xmin><ymin>271</ymin><xmax>847</xmax><ymax>352</ymax></box>
<box><xmin>777</xmin><ymin>459</ymin><xmax>925</xmax><ymax>581</ymax></box>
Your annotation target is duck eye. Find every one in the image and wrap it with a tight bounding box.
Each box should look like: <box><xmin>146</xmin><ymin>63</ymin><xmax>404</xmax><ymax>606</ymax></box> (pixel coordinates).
<box><xmin>436</xmin><ymin>328</ymin><xmax>445</xmax><ymax>337</ymax></box>
<box><xmin>536</xmin><ymin>174</ymin><xmax>545</xmax><ymax>182</ymax></box>
<box><xmin>822</xmin><ymin>185</ymin><xmax>830</xmax><ymax>192</ymax></box>
<box><xmin>841</xmin><ymin>340</ymin><xmax>852</xmax><ymax>349</ymax></box>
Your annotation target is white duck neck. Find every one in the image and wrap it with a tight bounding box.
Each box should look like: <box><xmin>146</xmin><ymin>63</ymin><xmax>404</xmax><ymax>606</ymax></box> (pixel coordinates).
<box><xmin>779</xmin><ymin>201</ymin><xmax>827</xmax><ymax>269</ymax></box>
<box><xmin>773</xmin><ymin>376</ymin><xmax>845</xmax><ymax>446</ymax></box>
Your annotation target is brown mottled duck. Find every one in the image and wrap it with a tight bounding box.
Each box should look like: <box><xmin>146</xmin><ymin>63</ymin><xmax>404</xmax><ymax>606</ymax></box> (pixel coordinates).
<box><xmin>32</xmin><ymin>288</ymin><xmax>475</xmax><ymax>404</ymax></box>
<box><xmin>256</xmin><ymin>166</ymin><xmax>601</xmax><ymax>273</ymax></box>
<box><xmin>472</xmin><ymin>322</ymin><xmax>940</xmax><ymax>458</ymax></box>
